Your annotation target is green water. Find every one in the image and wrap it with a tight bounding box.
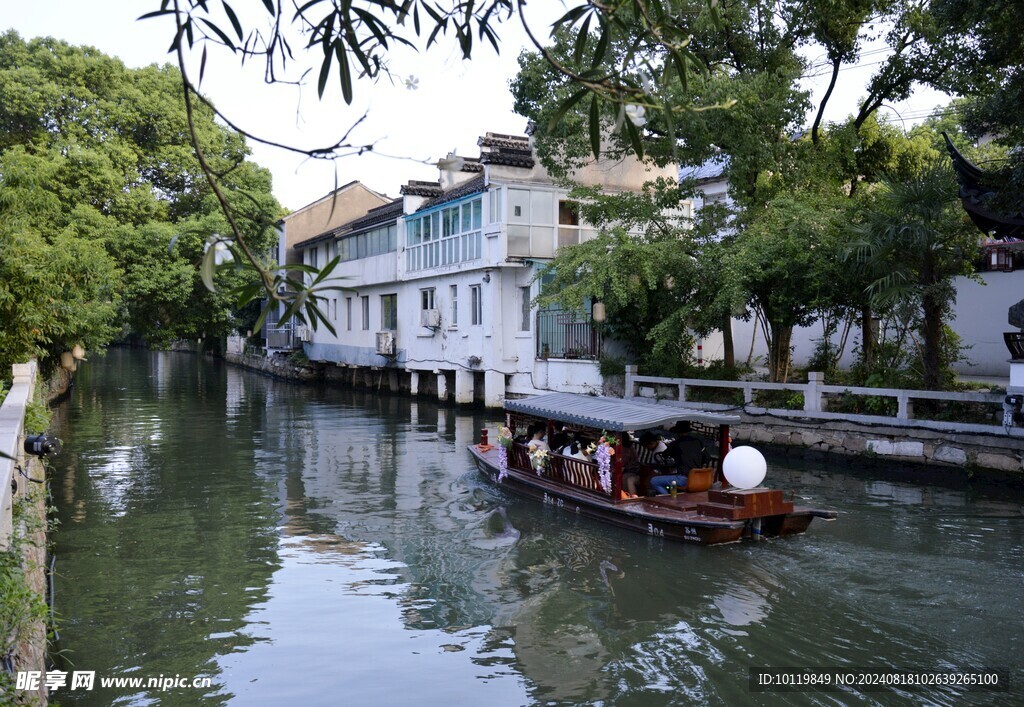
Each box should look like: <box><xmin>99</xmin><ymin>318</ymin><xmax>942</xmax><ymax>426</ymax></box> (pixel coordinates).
<box><xmin>47</xmin><ymin>350</ymin><xmax>1023</xmax><ymax>705</ymax></box>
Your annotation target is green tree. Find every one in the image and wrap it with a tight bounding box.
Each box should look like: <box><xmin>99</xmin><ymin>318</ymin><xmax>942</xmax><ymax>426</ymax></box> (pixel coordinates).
<box><xmin>927</xmin><ymin>0</ymin><xmax>1024</xmax><ymax>209</ymax></box>
<box><xmin>0</xmin><ymin>148</ymin><xmax>122</xmax><ymax>375</ymax></box>
<box><xmin>727</xmin><ymin>189</ymin><xmax>848</xmax><ymax>381</ymax></box>
<box><xmin>0</xmin><ymin>31</ymin><xmax>281</xmax><ymax>372</ymax></box>
<box><xmin>850</xmin><ymin>158</ymin><xmax>977</xmax><ymax>389</ymax></box>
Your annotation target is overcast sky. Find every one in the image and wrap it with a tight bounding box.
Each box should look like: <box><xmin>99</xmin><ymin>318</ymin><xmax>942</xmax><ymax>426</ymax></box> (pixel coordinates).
<box><xmin>5</xmin><ymin>1</ymin><xmax>949</xmax><ymax>211</ymax></box>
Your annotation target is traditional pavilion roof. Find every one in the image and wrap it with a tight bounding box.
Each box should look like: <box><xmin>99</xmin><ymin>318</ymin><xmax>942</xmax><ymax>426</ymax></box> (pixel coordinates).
<box><xmin>944</xmin><ymin>132</ymin><xmax>1024</xmax><ymax>240</ymax></box>
<box><xmin>505</xmin><ymin>392</ymin><xmax>740</xmax><ymax>432</ymax></box>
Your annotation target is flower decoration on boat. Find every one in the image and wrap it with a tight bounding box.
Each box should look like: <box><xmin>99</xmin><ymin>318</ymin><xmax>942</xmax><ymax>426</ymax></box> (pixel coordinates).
<box><xmin>594</xmin><ymin>442</ymin><xmax>612</xmax><ymax>495</ymax></box>
<box><xmin>496</xmin><ymin>427</ymin><xmax>512</xmax><ymax>482</ymax></box>
<box><xmin>497</xmin><ymin>427</ymin><xmax>513</xmax><ymax>449</ymax></box>
<box><xmin>529</xmin><ymin>447</ymin><xmax>549</xmax><ymax>475</ymax></box>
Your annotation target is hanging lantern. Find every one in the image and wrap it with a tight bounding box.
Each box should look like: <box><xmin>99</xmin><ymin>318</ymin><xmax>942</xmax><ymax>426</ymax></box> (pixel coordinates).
<box><xmin>60</xmin><ymin>352</ymin><xmax>77</xmax><ymax>372</ymax></box>
<box><xmin>592</xmin><ymin>301</ymin><xmax>606</xmax><ymax>323</ymax></box>
<box><xmin>72</xmin><ymin>344</ymin><xmax>87</xmax><ymax>360</ymax></box>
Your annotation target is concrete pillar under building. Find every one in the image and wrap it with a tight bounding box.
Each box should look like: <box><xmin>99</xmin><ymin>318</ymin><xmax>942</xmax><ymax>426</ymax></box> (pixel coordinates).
<box><xmin>388</xmin><ymin>369</ymin><xmax>399</xmax><ymax>393</ymax></box>
<box><xmin>436</xmin><ymin>371</ymin><xmax>448</xmax><ymax>402</ymax></box>
<box><xmin>484</xmin><ymin>370</ymin><xmax>505</xmax><ymax>409</ymax></box>
<box><xmin>455</xmin><ymin>369</ymin><xmax>475</xmax><ymax>405</ymax></box>
<box><xmin>410</xmin><ymin>371</ymin><xmax>420</xmax><ymax>396</ymax></box>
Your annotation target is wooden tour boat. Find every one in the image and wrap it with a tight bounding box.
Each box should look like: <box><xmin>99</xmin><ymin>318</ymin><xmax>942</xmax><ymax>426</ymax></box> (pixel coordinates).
<box><xmin>468</xmin><ymin>393</ymin><xmax>836</xmax><ymax>546</ymax></box>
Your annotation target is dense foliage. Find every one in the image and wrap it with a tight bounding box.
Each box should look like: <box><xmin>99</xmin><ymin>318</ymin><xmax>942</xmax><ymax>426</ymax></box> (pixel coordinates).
<box><xmin>511</xmin><ymin>0</ymin><xmax>1000</xmax><ymax>387</ymax></box>
<box><xmin>0</xmin><ymin>32</ymin><xmax>280</xmax><ymax>377</ymax></box>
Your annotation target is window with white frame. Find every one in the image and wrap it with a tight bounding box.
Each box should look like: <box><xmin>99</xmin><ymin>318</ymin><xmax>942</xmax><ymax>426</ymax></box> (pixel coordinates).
<box><xmin>420</xmin><ymin>288</ymin><xmax>435</xmax><ymax>311</ymax></box>
<box><xmin>346</xmin><ymin>297</ymin><xmax>353</xmax><ymax>331</ymax></box>
<box><xmin>449</xmin><ymin>285</ymin><xmax>458</xmax><ymax>326</ymax></box>
<box><xmin>331</xmin><ymin>298</ymin><xmax>337</xmax><ymax>322</ymax></box>
<box><xmin>519</xmin><ymin>286</ymin><xmax>532</xmax><ymax>331</ymax></box>
<box><xmin>361</xmin><ymin>296</ymin><xmax>370</xmax><ymax>331</ymax></box>
<box><xmin>470</xmin><ymin>284</ymin><xmax>482</xmax><ymax>326</ymax></box>
<box><xmin>381</xmin><ymin>294</ymin><xmax>397</xmax><ymax>331</ymax></box>
<box><xmin>405</xmin><ymin>197</ymin><xmax>483</xmax><ymax>272</ymax></box>
<box><xmin>507</xmin><ymin>188</ymin><xmax>555</xmax><ymax>257</ymax></box>
<box><xmin>488</xmin><ymin>188</ymin><xmax>502</xmax><ymax>223</ymax></box>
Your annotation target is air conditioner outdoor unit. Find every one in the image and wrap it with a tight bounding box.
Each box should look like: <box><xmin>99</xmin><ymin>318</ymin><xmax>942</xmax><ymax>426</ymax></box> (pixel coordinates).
<box><xmin>376</xmin><ymin>331</ymin><xmax>396</xmax><ymax>356</ymax></box>
<box><xmin>296</xmin><ymin>325</ymin><xmax>312</xmax><ymax>342</ymax></box>
<box><xmin>421</xmin><ymin>308</ymin><xmax>441</xmax><ymax>328</ymax></box>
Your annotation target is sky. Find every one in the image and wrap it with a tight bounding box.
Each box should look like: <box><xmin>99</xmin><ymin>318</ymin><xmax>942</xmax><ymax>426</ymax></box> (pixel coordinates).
<box><xmin>4</xmin><ymin>1</ymin><xmax>950</xmax><ymax>212</ymax></box>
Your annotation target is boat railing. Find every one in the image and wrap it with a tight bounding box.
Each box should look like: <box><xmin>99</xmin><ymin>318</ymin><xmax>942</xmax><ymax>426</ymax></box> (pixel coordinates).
<box><xmin>510</xmin><ymin>442</ymin><xmax>610</xmax><ymax>497</ymax></box>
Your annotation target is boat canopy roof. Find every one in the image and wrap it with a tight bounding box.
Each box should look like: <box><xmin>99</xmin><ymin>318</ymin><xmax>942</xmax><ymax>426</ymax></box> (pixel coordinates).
<box><xmin>505</xmin><ymin>393</ymin><xmax>740</xmax><ymax>432</ymax></box>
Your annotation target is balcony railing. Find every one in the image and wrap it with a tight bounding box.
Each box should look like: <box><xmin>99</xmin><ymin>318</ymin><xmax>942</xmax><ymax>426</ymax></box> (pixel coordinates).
<box><xmin>536</xmin><ymin>309</ymin><xmax>602</xmax><ymax>360</ymax></box>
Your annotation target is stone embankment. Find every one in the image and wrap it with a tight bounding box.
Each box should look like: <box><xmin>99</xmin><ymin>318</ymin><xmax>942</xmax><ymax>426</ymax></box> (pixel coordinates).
<box><xmin>733</xmin><ymin>412</ymin><xmax>1023</xmax><ymax>476</ymax></box>
<box><xmin>223</xmin><ymin>352</ymin><xmax>1024</xmax><ymax>476</ymax></box>
<box><xmin>225</xmin><ymin>352</ymin><xmax>323</xmax><ymax>383</ymax></box>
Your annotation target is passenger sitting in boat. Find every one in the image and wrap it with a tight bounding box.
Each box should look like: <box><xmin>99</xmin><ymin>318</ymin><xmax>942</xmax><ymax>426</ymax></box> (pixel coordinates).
<box><xmin>668</xmin><ymin>421</ymin><xmax>710</xmax><ymax>467</ymax></box>
<box><xmin>636</xmin><ymin>431</ymin><xmax>667</xmax><ymax>465</ymax></box>
<box><xmin>526</xmin><ymin>424</ymin><xmax>550</xmax><ymax>453</ymax></box>
<box><xmin>648</xmin><ymin>422</ymin><xmax>708</xmax><ymax>495</ymax></box>
<box><xmin>562</xmin><ymin>434</ymin><xmax>591</xmax><ymax>461</ymax></box>
<box><xmin>549</xmin><ymin>428</ymin><xmax>570</xmax><ymax>454</ymax></box>
<box><xmin>620</xmin><ymin>435</ymin><xmax>642</xmax><ymax>497</ymax></box>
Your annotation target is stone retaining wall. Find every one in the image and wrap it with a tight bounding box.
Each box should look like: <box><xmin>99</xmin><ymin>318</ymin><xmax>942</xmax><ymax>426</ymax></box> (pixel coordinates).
<box><xmin>225</xmin><ymin>352</ymin><xmax>325</xmax><ymax>384</ymax></box>
<box><xmin>733</xmin><ymin>412</ymin><xmax>1024</xmax><ymax>475</ymax></box>
<box><xmin>224</xmin><ymin>353</ymin><xmax>1024</xmax><ymax>475</ymax></box>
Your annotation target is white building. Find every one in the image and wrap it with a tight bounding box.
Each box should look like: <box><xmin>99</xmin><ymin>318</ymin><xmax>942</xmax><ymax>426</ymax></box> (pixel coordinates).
<box><xmin>682</xmin><ymin>161</ymin><xmax>1024</xmax><ymax>377</ymax></box>
<box><xmin>285</xmin><ymin>129</ymin><xmax>679</xmax><ymax>406</ymax></box>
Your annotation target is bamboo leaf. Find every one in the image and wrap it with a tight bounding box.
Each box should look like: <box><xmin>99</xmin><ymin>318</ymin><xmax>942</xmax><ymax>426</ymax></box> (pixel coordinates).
<box><xmin>200</xmin><ymin>245</ymin><xmax>218</xmax><ymax>292</ymax></box>
<box><xmin>336</xmin><ymin>42</ymin><xmax>353</xmax><ymax>104</ymax></box>
<box><xmin>252</xmin><ymin>303</ymin><xmax>272</xmax><ymax>335</ymax></box>
<box><xmin>592</xmin><ymin>23</ymin><xmax>610</xmax><ymax>66</ymax></box>
<box><xmin>589</xmin><ymin>94</ymin><xmax>601</xmax><ymax>159</ymax></box>
<box><xmin>623</xmin><ymin>113</ymin><xmax>644</xmax><ymax>159</ymax></box>
<box><xmin>198</xmin><ymin>18</ymin><xmax>236</xmax><ymax>49</ymax></box>
<box><xmin>552</xmin><ymin>4</ymin><xmax>589</xmax><ymax>30</ymax></box>
<box><xmin>317</xmin><ymin>49</ymin><xmax>332</xmax><ymax>98</ymax></box>
<box><xmin>546</xmin><ymin>88</ymin><xmax>589</xmax><ymax>132</ymax></box>
<box><xmin>573</xmin><ymin>15</ymin><xmax>591</xmax><ymax>65</ymax></box>
<box><xmin>222</xmin><ymin>1</ymin><xmax>243</xmax><ymax>41</ymax></box>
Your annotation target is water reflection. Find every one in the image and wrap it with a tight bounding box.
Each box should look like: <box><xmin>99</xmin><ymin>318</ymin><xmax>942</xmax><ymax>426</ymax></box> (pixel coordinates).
<box><xmin>50</xmin><ymin>351</ymin><xmax>1024</xmax><ymax>706</ymax></box>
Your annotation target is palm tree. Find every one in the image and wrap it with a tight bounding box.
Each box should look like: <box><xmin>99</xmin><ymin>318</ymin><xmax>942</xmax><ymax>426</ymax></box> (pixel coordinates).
<box><xmin>850</xmin><ymin>158</ymin><xmax>977</xmax><ymax>389</ymax></box>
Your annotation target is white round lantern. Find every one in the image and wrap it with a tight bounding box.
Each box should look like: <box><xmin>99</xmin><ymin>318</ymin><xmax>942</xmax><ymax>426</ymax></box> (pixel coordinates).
<box><xmin>722</xmin><ymin>446</ymin><xmax>767</xmax><ymax>489</ymax></box>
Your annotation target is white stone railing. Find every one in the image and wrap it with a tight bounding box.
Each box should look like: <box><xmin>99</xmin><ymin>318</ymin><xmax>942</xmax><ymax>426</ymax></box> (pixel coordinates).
<box><xmin>0</xmin><ymin>362</ymin><xmax>37</xmax><ymax>548</ymax></box>
<box><xmin>624</xmin><ymin>365</ymin><xmax>1023</xmax><ymax>438</ymax></box>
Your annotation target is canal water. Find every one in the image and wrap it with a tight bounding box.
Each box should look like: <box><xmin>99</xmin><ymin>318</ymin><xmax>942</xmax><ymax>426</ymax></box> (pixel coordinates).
<box><xmin>48</xmin><ymin>350</ymin><xmax>1022</xmax><ymax>705</ymax></box>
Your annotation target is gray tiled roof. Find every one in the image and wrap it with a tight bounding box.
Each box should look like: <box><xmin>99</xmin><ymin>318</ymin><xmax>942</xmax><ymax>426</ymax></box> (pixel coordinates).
<box><xmin>400</xmin><ymin>180</ymin><xmax>443</xmax><ymax>197</ymax></box>
<box><xmin>478</xmin><ymin>132</ymin><xmax>536</xmax><ymax>168</ymax></box>
<box><xmin>347</xmin><ymin>199</ymin><xmax>403</xmax><ymax>231</ymax></box>
<box><xmin>294</xmin><ymin>199</ymin><xmax>402</xmax><ymax>249</ymax></box>
<box><xmin>505</xmin><ymin>392</ymin><xmax>740</xmax><ymax>432</ymax></box>
<box><xmin>415</xmin><ymin>174</ymin><xmax>487</xmax><ymax>212</ymax></box>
